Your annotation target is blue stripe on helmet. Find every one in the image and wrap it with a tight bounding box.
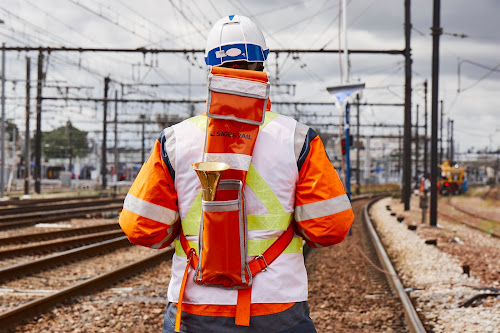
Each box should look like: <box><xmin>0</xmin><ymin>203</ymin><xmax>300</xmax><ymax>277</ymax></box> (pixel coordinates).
<box><xmin>205</xmin><ymin>43</ymin><xmax>269</xmax><ymax>66</ymax></box>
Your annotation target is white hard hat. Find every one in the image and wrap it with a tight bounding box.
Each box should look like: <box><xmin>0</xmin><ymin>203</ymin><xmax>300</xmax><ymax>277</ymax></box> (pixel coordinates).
<box><xmin>205</xmin><ymin>15</ymin><xmax>269</xmax><ymax>67</ymax></box>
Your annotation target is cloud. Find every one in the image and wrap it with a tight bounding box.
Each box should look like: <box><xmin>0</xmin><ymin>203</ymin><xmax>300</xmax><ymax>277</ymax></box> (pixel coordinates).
<box><xmin>0</xmin><ymin>0</ymin><xmax>498</xmax><ymax>153</ymax></box>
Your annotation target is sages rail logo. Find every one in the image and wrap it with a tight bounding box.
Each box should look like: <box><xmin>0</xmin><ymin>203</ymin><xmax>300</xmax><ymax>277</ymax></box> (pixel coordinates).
<box><xmin>210</xmin><ymin>131</ymin><xmax>252</xmax><ymax>140</ymax></box>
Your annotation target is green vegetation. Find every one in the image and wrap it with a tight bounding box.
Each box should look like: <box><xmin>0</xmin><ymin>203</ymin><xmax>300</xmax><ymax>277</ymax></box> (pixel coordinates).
<box><xmin>39</xmin><ymin>123</ymin><xmax>89</xmax><ymax>160</ymax></box>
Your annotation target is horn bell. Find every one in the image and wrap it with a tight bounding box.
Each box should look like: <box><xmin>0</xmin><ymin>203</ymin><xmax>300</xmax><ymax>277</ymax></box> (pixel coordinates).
<box><xmin>190</xmin><ymin>162</ymin><xmax>230</xmax><ymax>201</ymax></box>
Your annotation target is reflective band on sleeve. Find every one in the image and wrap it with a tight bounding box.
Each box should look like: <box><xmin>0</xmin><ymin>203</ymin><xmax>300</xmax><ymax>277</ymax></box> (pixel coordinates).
<box><xmin>204</xmin><ymin>153</ymin><xmax>251</xmax><ymax>171</ymax></box>
<box><xmin>210</xmin><ymin>75</ymin><xmax>269</xmax><ymax>99</ymax></box>
<box><xmin>150</xmin><ymin>224</ymin><xmax>178</xmax><ymax>249</ymax></box>
<box><xmin>175</xmin><ymin>237</ymin><xmax>303</xmax><ymax>257</ymax></box>
<box><xmin>295</xmin><ymin>194</ymin><xmax>351</xmax><ymax>222</ymax></box>
<box><xmin>123</xmin><ymin>193</ymin><xmax>179</xmax><ymax>225</ymax></box>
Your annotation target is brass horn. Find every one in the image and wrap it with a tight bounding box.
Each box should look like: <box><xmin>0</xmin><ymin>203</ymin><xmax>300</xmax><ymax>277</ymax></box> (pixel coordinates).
<box><xmin>190</xmin><ymin>162</ymin><xmax>230</xmax><ymax>201</ymax></box>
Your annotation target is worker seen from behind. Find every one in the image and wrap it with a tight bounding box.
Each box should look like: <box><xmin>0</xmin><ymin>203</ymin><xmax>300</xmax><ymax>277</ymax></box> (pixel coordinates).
<box><xmin>119</xmin><ymin>15</ymin><xmax>354</xmax><ymax>333</ymax></box>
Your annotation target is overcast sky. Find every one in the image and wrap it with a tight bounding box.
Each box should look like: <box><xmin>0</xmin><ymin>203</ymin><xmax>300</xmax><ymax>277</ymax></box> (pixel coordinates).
<box><xmin>1</xmin><ymin>0</ymin><xmax>499</xmax><ymax>157</ymax></box>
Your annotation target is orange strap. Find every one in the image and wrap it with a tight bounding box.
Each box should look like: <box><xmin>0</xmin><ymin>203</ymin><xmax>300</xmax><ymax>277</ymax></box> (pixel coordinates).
<box><xmin>248</xmin><ymin>224</ymin><xmax>295</xmax><ymax>276</ymax></box>
<box><xmin>179</xmin><ymin>231</ymin><xmax>199</xmax><ymax>269</ymax></box>
<box><xmin>175</xmin><ymin>248</ymin><xmax>195</xmax><ymax>332</ymax></box>
<box><xmin>234</xmin><ymin>224</ymin><xmax>294</xmax><ymax>326</ymax></box>
<box><xmin>235</xmin><ymin>287</ymin><xmax>252</xmax><ymax>326</ymax></box>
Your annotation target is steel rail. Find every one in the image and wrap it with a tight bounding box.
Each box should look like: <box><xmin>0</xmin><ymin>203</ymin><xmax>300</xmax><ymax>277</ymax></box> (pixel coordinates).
<box><xmin>0</xmin><ymin>198</ymin><xmax>123</xmax><ymax>218</ymax></box>
<box><xmin>438</xmin><ymin>210</ymin><xmax>500</xmax><ymax>239</ymax></box>
<box><xmin>0</xmin><ymin>236</ymin><xmax>131</xmax><ymax>282</ymax></box>
<box><xmin>0</xmin><ymin>204</ymin><xmax>123</xmax><ymax>230</ymax></box>
<box><xmin>363</xmin><ymin>197</ymin><xmax>427</xmax><ymax>333</ymax></box>
<box><xmin>0</xmin><ymin>229</ymin><xmax>125</xmax><ymax>259</ymax></box>
<box><xmin>0</xmin><ymin>223</ymin><xmax>120</xmax><ymax>246</ymax></box>
<box><xmin>0</xmin><ymin>195</ymin><xmax>113</xmax><ymax>207</ymax></box>
<box><xmin>0</xmin><ymin>247</ymin><xmax>174</xmax><ymax>330</ymax></box>
<box><xmin>446</xmin><ymin>198</ymin><xmax>500</xmax><ymax>225</ymax></box>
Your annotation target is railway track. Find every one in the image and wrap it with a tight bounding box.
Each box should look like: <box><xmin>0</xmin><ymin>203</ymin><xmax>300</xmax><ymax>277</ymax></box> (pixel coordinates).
<box><xmin>0</xmin><ymin>196</ymin><xmax>426</xmax><ymax>332</ymax></box>
<box><xmin>0</xmin><ymin>223</ymin><xmax>121</xmax><ymax>246</ymax></box>
<box><xmin>307</xmin><ymin>196</ymin><xmax>425</xmax><ymax>333</ymax></box>
<box><xmin>0</xmin><ymin>229</ymin><xmax>125</xmax><ymax>259</ymax></box>
<box><xmin>0</xmin><ymin>197</ymin><xmax>124</xmax><ymax>231</ymax></box>
<box><xmin>439</xmin><ymin>198</ymin><xmax>500</xmax><ymax>238</ymax></box>
<box><xmin>0</xmin><ymin>195</ymin><xmax>117</xmax><ymax>208</ymax></box>
<box><xmin>446</xmin><ymin>198</ymin><xmax>500</xmax><ymax>224</ymax></box>
<box><xmin>0</xmin><ymin>195</ymin><xmax>170</xmax><ymax>330</ymax></box>
<box><xmin>0</xmin><ymin>197</ymin><xmax>123</xmax><ymax>217</ymax></box>
<box><xmin>0</xmin><ymin>248</ymin><xmax>173</xmax><ymax>329</ymax></box>
<box><xmin>0</xmin><ymin>236</ymin><xmax>132</xmax><ymax>282</ymax></box>
<box><xmin>363</xmin><ymin>198</ymin><xmax>426</xmax><ymax>333</ymax></box>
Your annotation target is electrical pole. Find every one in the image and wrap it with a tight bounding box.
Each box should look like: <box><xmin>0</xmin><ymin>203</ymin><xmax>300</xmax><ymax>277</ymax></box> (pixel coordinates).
<box><xmin>415</xmin><ymin>104</ymin><xmax>419</xmax><ymax>189</ymax></box>
<box><xmin>0</xmin><ymin>43</ymin><xmax>5</xmax><ymax>199</ymax></box>
<box><xmin>34</xmin><ymin>50</ymin><xmax>43</xmax><ymax>194</ymax></box>
<box><xmin>430</xmin><ymin>0</ymin><xmax>442</xmax><ymax>227</ymax></box>
<box><xmin>399</xmin><ymin>128</ymin><xmax>402</xmax><ymax>186</ymax></box>
<box><xmin>439</xmin><ymin>100</ymin><xmax>444</xmax><ymax>164</ymax></box>
<box><xmin>345</xmin><ymin>103</ymin><xmax>351</xmax><ymax>199</ymax></box>
<box><xmin>447</xmin><ymin>118</ymin><xmax>451</xmax><ymax>161</ymax></box>
<box><xmin>403</xmin><ymin>0</ymin><xmax>413</xmax><ymax>210</ymax></box>
<box><xmin>424</xmin><ymin>80</ymin><xmax>428</xmax><ymax>180</ymax></box>
<box><xmin>24</xmin><ymin>57</ymin><xmax>31</xmax><ymax>196</ymax></box>
<box><xmin>114</xmin><ymin>90</ymin><xmax>118</xmax><ymax>197</ymax></box>
<box><xmin>101</xmin><ymin>77</ymin><xmax>110</xmax><ymax>190</ymax></box>
<box><xmin>356</xmin><ymin>93</ymin><xmax>361</xmax><ymax>195</ymax></box>
<box><xmin>450</xmin><ymin>119</ymin><xmax>454</xmax><ymax>164</ymax></box>
<box><xmin>67</xmin><ymin>120</ymin><xmax>73</xmax><ymax>173</ymax></box>
<box><xmin>140</xmin><ymin>114</ymin><xmax>146</xmax><ymax>163</ymax></box>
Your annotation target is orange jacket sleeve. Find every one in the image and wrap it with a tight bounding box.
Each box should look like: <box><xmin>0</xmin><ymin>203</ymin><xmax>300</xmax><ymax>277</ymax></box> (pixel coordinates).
<box><xmin>119</xmin><ymin>130</ymin><xmax>180</xmax><ymax>249</ymax></box>
<box><xmin>294</xmin><ymin>128</ymin><xmax>354</xmax><ymax>248</ymax></box>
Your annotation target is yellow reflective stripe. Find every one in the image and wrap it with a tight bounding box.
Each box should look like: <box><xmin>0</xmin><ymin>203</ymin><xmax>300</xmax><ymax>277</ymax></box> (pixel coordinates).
<box><xmin>174</xmin><ymin>240</ymin><xmax>198</xmax><ymax>257</ymax></box>
<box><xmin>183</xmin><ymin>214</ymin><xmax>291</xmax><ymax>234</ymax></box>
<box><xmin>181</xmin><ymin>192</ymin><xmax>202</xmax><ymax>236</ymax></box>
<box><xmin>248</xmin><ymin>237</ymin><xmax>303</xmax><ymax>256</ymax></box>
<box><xmin>247</xmin><ymin>213</ymin><xmax>292</xmax><ymax>231</ymax></box>
<box><xmin>246</xmin><ymin>164</ymin><xmax>286</xmax><ymax>215</ymax></box>
<box><xmin>175</xmin><ymin>237</ymin><xmax>303</xmax><ymax>257</ymax></box>
<box><xmin>260</xmin><ymin>111</ymin><xmax>280</xmax><ymax>130</ymax></box>
<box><xmin>187</xmin><ymin>115</ymin><xmax>207</xmax><ymax>131</ymax></box>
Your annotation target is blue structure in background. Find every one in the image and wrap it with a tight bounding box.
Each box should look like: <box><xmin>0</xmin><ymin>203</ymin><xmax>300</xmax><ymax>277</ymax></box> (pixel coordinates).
<box><xmin>326</xmin><ymin>83</ymin><xmax>365</xmax><ymax>200</ymax></box>
<box><xmin>327</xmin><ymin>84</ymin><xmax>365</xmax><ymax>236</ymax></box>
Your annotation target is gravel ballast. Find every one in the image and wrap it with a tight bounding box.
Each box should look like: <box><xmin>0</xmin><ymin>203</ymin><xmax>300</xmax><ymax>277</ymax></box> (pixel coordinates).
<box><xmin>370</xmin><ymin>196</ymin><xmax>500</xmax><ymax>333</ymax></box>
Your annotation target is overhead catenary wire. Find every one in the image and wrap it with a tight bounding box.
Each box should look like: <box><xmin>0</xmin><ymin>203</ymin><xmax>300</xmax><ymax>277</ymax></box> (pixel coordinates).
<box><xmin>458</xmin><ymin>59</ymin><xmax>500</xmax><ymax>93</ymax></box>
<box><xmin>2</xmin><ymin>0</ymin><xmax>466</xmax><ymax>169</ymax></box>
<box><xmin>167</xmin><ymin>0</ymin><xmax>208</xmax><ymax>42</ymax></box>
<box><xmin>65</xmin><ymin>0</ymin><xmax>155</xmax><ymax>44</ymax></box>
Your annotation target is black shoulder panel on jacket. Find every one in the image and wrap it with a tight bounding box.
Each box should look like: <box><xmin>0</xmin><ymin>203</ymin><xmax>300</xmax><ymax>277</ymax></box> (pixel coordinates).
<box><xmin>297</xmin><ymin>128</ymin><xmax>318</xmax><ymax>172</ymax></box>
<box><xmin>159</xmin><ymin>131</ymin><xmax>175</xmax><ymax>181</ymax></box>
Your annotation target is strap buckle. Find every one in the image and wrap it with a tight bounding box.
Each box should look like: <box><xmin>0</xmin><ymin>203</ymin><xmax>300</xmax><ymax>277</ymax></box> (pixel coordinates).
<box><xmin>187</xmin><ymin>248</ymin><xmax>195</xmax><ymax>262</ymax></box>
<box><xmin>256</xmin><ymin>254</ymin><xmax>268</xmax><ymax>272</ymax></box>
